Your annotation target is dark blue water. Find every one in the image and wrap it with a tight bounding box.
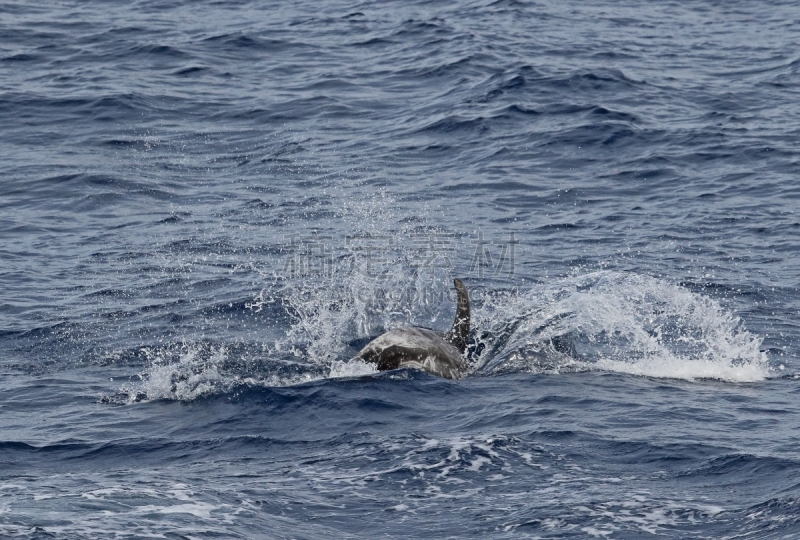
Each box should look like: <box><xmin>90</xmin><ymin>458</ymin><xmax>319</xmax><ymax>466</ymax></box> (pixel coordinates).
<box><xmin>2</xmin><ymin>1</ymin><xmax>800</xmax><ymax>537</ymax></box>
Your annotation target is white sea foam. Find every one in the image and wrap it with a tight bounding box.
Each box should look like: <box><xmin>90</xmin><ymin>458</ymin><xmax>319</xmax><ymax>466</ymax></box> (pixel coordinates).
<box><xmin>593</xmin><ymin>356</ymin><xmax>768</xmax><ymax>383</ymax></box>
<box><xmin>126</xmin><ymin>228</ymin><xmax>770</xmax><ymax>401</ymax></box>
<box><xmin>0</xmin><ymin>479</ymin><xmax>238</xmax><ymax>539</ymax></box>
<box><xmin>328</xmin><ymin>359</ymin><xmax>378</xmax><ymax>378</ymax></box>
<box><xmin>120</xmin><ymin>191</ymin><xmax>461</xmax><ymax>401</ymax></box>
<box><xmin>474</xmin><ymin>271</ymin><xmax>771</xmax><ymax>382</ymax></box>
<box><xmin>122</xmin><ymin>342</ymin><xmax>328</xmax><ymax>402</ymax></box>
<box><xmin>136</xmin><ymin>502</ymin><xmax>216</xmax><ymax>519</ymax></box>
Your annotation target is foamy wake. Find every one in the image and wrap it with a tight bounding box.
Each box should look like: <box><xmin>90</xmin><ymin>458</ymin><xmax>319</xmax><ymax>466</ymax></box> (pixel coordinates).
<box><xmin>117</xmin><ymin>344</ymin><xmax>379</xmax><ymax>403</ymax></box>
<box><xmin>474</xmin><ymin>271</ymin><xmax>771</xmax><ymax>382</ymax></box>
<box><xmin>328</xmin><ymin>359</ymin><xmax>379</xmax><ymax>378</ymax></box>
<box><xmin>119</xmin><ymin>270</ymin><xmax>771</xmax><ymax>403</ymax></box>
<box><xmin>117</xmin><ymin>343</ymin><xmax>326</xmax><ymax>403</ymax></box>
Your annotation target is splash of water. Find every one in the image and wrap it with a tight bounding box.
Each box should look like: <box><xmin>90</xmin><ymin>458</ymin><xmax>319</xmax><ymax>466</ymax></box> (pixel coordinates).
<box><xmin>121</xmin><ymin>190</ymin><xmax>457</xmax><ymax>401</ymax></box>
<box><xmin>123</xmin><ymin>269</ymin><xmax>771</xmax><ymax>403</ymax></box>
<box><xmin>270</xmin><ymin>189</ymin><xmax>460</xmax><ymax>367</ymax></box>
<box><xmin>116</xmin><ymin>341</ymin><xmax>329</xmax><ymax>403</ymax></box>
<box><xmin>474</xmin><ymin>272</ymin><xmax>770</xmax><ymax>382</ymax></box>
<box><xmin>123</xmin><ymin>183</ymin><xmax>771</xmax><ymax>402</ymax></box>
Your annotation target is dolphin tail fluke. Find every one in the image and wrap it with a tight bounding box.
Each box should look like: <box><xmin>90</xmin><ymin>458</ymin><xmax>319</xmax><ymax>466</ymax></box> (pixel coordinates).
<box><xmin>445</xmin><ymin>278</ymin><xmax>470</xmax><ymax>353</ymax></box>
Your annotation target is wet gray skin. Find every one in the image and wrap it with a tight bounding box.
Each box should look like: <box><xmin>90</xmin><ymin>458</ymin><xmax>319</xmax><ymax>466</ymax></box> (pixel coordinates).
<box><xmin>356</xmin><ymin>279</ymin><xmax>470</xmax><ymax>379</ymax></box>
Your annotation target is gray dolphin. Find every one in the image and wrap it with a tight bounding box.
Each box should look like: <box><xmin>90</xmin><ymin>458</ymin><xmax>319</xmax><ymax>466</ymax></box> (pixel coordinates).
<box><xmin>355</xmin><ymin>279</ymin><xmax>470</xmax><ymax>379</ymax></box>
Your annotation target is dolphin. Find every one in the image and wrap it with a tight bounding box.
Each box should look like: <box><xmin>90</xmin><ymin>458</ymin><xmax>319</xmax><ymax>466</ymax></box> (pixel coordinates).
<box><xmin>355</xmin><ymin>279</ymin><xmax>470</xmax><ymax>379</ymax></box>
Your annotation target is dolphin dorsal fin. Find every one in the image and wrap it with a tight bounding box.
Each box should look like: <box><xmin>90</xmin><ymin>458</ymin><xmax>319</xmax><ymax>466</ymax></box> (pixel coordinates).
<box><xmin>445</xmin><ymin>278</ymin><xmax>470</xmax><ymax>353</ymax></box>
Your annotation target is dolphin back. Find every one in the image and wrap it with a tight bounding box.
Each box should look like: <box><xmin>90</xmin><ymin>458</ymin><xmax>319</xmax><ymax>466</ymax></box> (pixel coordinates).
<box><xmin>445</xmin><ymin>278</ymin><xmax>470</xmax><ymax>353</ymax></box>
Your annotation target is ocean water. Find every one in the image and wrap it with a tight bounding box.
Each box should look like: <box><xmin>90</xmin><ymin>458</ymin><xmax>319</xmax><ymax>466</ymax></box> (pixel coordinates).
<box><xmin>1</xmin><ymin>0</ymin><xmax>800</xmax><ymax>538</ymax></box>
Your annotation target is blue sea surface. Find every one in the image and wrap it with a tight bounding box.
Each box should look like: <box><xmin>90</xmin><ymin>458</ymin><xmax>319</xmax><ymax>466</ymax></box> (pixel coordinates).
<box><xmin>2</xmin><ymin>0</ymin><xmax>800</xmax><ymax>538</ymax></box>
